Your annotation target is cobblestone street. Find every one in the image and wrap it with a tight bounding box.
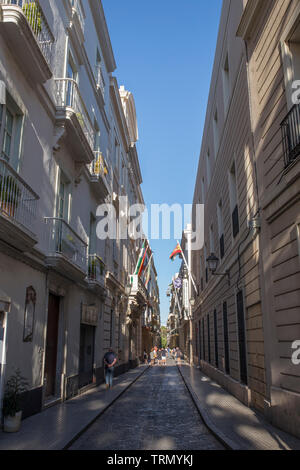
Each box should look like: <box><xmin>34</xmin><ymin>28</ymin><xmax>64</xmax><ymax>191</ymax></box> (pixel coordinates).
<box><xmin>70</xmin><ymin>361</ymin><xmax>224</xmax><ymax>450</ymax></box>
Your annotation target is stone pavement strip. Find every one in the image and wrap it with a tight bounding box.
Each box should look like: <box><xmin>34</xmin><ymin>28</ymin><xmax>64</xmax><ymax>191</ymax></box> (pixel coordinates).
<box><xmin>0</xmin><ymin>365</ymin><xmax>149</xmax><ymax>450</ymax></box>
<box><xmin>178</xmin><ymin>364</ymin><xmax>300</xmax><ymax>451</ymax></box>
<box><xmin>70</xmin><ymin>361</ymin><xmax>224</xmax><ymax>450</ymax></box>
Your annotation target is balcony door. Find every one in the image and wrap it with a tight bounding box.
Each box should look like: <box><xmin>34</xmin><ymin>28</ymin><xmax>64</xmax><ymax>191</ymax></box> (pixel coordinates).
<box><xmin>66</xmin><ymin>54</ymin><xmax>78</xmax><ymax>107</ymax></box>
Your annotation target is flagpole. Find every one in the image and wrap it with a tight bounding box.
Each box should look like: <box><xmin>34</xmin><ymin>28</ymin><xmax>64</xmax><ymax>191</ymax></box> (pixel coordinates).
<box><xmin>177</xmin><ymin>240</ymin><xmax>198</xmax><ymax>296</ymax></box>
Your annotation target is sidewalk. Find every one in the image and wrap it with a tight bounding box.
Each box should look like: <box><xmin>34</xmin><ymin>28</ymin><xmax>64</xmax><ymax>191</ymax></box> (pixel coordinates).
<box><xmin>0</xmin><ymin>365</ymin><xmax>149</xmax><ymax>450</ymax></box>
<box><xmin>178</xmin><ymin>364</ymin><xmax>300</xmax><ymax>451</ymax></box>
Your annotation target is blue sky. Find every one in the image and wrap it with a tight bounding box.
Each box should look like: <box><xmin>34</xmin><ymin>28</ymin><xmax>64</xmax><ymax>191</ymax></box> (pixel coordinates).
<box><xmin>102</xmin><ymin>0</ymin><xmax>222</xmax><ymax>325</ymax></box>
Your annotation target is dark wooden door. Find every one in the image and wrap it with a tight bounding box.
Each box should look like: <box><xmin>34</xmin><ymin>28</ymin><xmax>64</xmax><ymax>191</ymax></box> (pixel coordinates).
<box><xmin>79</xmin><ymin>324</ymin><xmax>95</xmax><ymax>389</ymax></box>
<box><xmin>44</xmin><ymin>294</ymin><xmax>60</xmax><ymax>397</ymax></box>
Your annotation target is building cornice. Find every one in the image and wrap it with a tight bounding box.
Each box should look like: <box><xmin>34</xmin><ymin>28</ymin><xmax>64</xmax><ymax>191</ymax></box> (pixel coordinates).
<box><xmin>236</xmin><ymin>0</ymin><xmax>264</xmax><ymax>40</ymax></box>
<box><xmin>89</xmin><ymin>0</ymin><xmax>116</xmax><ymax>73</ymax></box>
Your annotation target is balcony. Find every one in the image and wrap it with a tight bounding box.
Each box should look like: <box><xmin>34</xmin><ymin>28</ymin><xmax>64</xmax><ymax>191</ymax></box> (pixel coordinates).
<box><xmin>130</xmin><ymin>274</ymin><xmax>148</xmax><ymax>304</ymax></box>
<box><xmin>54</xmin><ymin>78</ymin><xmax>94</xmax><ymax>164</ymax></box>
<box><xmin>87</xmin><ymin>254</ymin><xmax>106</xmax><ymax>296</ymax></box>
<box><xmin>88</xmin><ymin>151</ymin><xmax>110</xmax><ymax>201</ymax></box>
<box><xmin>0</xmin><ymin>0</ymin><xmax>54</xmax><ymax>84</ymax></box>
<box><xmin>281</xmin><ymin>104</ymin><xmax>300</xmax><ymax>169</ymax></box>
<box><xmin>0</xmin><ymin>158</ymin><xmax>39</xmax><ymax>251</ymax></box>
<box><xmin>44</xmin><ymin>217</ymin><xmax>88</xmax><ymax>281</ymax></box>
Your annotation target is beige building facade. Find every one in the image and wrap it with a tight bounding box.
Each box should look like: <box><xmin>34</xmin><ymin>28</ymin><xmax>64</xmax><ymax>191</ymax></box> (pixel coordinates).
<box><xmin>191</xmin><ymin>0</ymin><xmax>300</xmax><ymax>438</ymax></box>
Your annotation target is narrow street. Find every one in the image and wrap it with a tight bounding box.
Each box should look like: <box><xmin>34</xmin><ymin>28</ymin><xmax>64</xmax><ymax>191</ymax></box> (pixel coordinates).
<box><xmin>70</xmin><ymin>361</ymin><xmax>224</xmax><ymax>450</ymax></box>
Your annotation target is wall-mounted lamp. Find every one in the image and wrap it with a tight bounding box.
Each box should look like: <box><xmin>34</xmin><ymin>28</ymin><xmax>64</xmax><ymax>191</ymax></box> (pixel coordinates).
<box><xmin>206</xmin><ymin>253</ymin><xmax>230</xmax><ymax>286</ymax></box>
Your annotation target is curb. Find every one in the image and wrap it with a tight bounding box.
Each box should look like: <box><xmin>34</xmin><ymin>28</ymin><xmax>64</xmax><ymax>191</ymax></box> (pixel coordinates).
<box><xmin>64</xmin><ymin>365</ymin><xmax>150</xmax><ymax>450</ymax></box>
<box><xmin>177</xmin><ymin>365</ymin><xmax>240</xmax><ymax>451</ymax></box>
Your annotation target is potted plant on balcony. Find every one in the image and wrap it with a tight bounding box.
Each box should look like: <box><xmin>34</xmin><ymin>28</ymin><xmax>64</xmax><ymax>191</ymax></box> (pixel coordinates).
<box><xmin>2</xmin><ymin>369</ymin><xmax>28</xmax><ymax>433</ymax></box>
<box><xmin>0</xmin><ymin>175</ymin><xmax>21</xmax><ymax>218</ymax></box>
<box><xmin>22</xmin><ymin>2</ymin><xmax>42</xmax><ymax>35</ymax></box>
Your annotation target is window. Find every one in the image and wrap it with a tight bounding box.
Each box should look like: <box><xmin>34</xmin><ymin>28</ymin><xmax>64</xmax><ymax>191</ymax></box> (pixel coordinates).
<box><xmin>201</xmin><ymin>177</ymin><xmax>206</xmax><ymax>204</ymax></box>
<box><xmin>281</xmin><ymin>19</ymin><xmax>300</xmax><ymax>110</ymax></box>
<box><xmin>222</xmin><ymin>53</ymin><xmax>230</xmax><ymax>112</ymax></box>
<box><xmin>209</xmin><ymin>224</ymin><xmax>215</xmax><ymax>255</ymax></box>
<box><xmin>57</xmin><ymin>171</ymin><xmax>71</xmax><ymax>222</ymax></box>
<box><xmin>0</xmin><ymin>94</ymin><xmax>24</xmax><ymax>170</ymax></box>
<box><xmin>207</xmin><ymin>314</ymin><xmax>211</xmax><ymax>364</ymax></box>
<box><xmin>206</xmin><ymin>150</ymin><xmax>211</xmax><ymax>187</ymax></box>
<box><xmin>217</xmin><ymin>200</ymin><xmax>225</xmax><ymax>259</ymax></box>
<box><xmin>228</xmin><ymin>162</ymin><xmax>239</xmax><ymax>238</ymax></box>
<box><xmin>214</xmin><ymin>309</ymin><xmax>219</xmax><ymax>369</ymax></box>
<box><xmin>213</xmin><ymin>110</ymin><xmax>219</xmax><ymax>157</ymax></box>
<box><xmin>202</xmin><ymin>318</ymin><xmax>206</xmax><ymax>361</ymax></box>
<box><xmin>89</xmin><ymin>213</ymin><xmax>96</xmax><ymax>255</ymax></box>
<box><xmin>223</xmin><ymin>301</ymin><xmax>230</xmax><ymax>375</ymax></box>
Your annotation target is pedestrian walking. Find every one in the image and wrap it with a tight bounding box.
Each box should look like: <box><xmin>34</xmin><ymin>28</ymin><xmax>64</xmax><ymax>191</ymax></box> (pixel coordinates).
<box><xmin>150</xmin><ymin>348</ymin><xmax>155</xmax><ymax>366</ymax></box>
<box><xmin>175</xmin><ymin>347</ymin><xmax>182</xmax><ymax>365</ymax></box>
<box><xmin>153</xmin><ymin>347</ymin><xmax>158</xmax><ymax>365</ymax></box>
<box><xmin>157</xmin><ymin>348</ymin><xmax>162</xmax><ymax>366</ymax></box>
<box><xmin>104</xmin><ymin>348</ymin><xmax>117</xmax><ymax>389</ymax></box>
<box><xmin>143</xmin><ymin>350</ymin><xmax>148</xmax><ymax>364</ymax></box>
<box><xmin>161</xmin><ymin>348</ymin><xmax>167</xmax><ymax>366</ymax></box>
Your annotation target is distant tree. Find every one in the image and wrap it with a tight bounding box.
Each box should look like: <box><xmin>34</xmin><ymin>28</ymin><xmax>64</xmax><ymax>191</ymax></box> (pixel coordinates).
<box><xmin>160</xmin><ymin>326</ymin><xmax>167</xmax><ymax>349</ymax></box>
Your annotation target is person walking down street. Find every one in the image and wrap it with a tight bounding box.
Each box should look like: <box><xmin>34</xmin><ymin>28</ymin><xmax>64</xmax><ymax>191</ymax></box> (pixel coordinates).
<box><xmin>104</xmin><ymin>348</ymin><xmax>117</xmax><ymax>389</ymax></box>
<box><xmin>150</xmin><ymin>348</ymin><xmax>155</xmax><ymax>366</ymax></box>
<box><xmin>175</xmin><ymin>347</ymin><xmax>182</xmax><ymax>365</ymax></box>
<box><xmin>161</xmin><ymin>348</ymin><xmax>167</xmax><ymax>366</ymax></box>
<box><xmin>157</xmin><ymin>348</ymin><xmax>162</xmax><ymax>366</ymax></box>
<box><xmin>153</xmin><ymin>347</ymin><xmax>158</xmax><ymax>365</ymax></box>
<box><xmin>143</xmin><ymin>350</ymin><xmax>148</xmax><ymax>364</ymax></box>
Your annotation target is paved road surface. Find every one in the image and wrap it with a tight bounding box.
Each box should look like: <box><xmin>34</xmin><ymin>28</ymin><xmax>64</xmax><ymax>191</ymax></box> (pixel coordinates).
<box><xmin>70</xmin><ymin>361</ymin><xmax>224</xmax><ymax>450</ymax></box>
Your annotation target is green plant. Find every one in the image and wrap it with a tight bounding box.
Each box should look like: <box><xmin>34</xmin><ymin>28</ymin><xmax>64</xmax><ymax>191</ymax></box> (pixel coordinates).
<box><xmin>23</xmin><ymin>2</ymin><xmax>42</xmax><ymax>35</ymax></box>
<box><xmin>3</xmin><ymin>369</ymin><xmax>29</xmax><ymax>418</ymax></box>
<box><xmin>76</xmin><ymin>112</ymin><xmax>84</xmax><ymax>128</ymax></box>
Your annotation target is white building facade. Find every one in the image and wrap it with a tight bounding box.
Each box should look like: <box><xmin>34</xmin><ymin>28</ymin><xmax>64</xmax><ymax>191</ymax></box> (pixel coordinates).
<box><xmin>0</xmin><ymin>0</ymin><xmax>159</xmax><ymax>420</ymax></box>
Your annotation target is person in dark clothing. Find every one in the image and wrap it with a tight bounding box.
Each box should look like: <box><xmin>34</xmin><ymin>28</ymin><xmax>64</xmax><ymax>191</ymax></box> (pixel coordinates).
<box><xmin>104</xmin><ymin>348</ymin><xmax>117</xmax><ymax>389</ymax></box>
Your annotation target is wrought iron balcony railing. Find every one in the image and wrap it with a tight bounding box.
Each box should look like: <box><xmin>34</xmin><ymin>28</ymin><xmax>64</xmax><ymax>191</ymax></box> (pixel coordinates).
<box><xmin>0</xmin><ymin>158</ymin><xmax>39</xmax><ymax>230</ymax></box>
<box><xmin>44</xmin><ymin>217</ymin><xmax>88</xmax><ymax>272</ymax></box>
<box><xmin>281</xmin><ymin>103</ymin><xmax>300</xmax><ymax>168</ymax></box>
<box><xmin>0</xmin><ymin>0</ymin><xmax>54</xmax><ymax>66</ymax></box>
<box><xmin>55</xmin><ymin>78</ymin><xmax>94</xmax><ymax>151</ymax></box>
<box><xmin>88</xmin><ymin>254</ymin><xmax>105</xmax><ymax>283</ymax></box>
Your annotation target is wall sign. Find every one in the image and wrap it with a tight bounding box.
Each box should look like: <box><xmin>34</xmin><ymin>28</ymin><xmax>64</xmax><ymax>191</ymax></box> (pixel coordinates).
<box><xmin>23</xmin><ymin>287</ymin><xmax>36</xmax><ymax>342</ymax></box>
<box><xmin>81</xmin><ymin>304</ymin><xmax>98</xmax><ymax>326</ymax></box>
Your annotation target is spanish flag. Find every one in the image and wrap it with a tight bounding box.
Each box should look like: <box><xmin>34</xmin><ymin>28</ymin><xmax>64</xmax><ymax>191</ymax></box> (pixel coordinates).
<box><xmin>169</xmin><ymin>243</ymin><xmax>182</xmax><ymax>261</ymax></box>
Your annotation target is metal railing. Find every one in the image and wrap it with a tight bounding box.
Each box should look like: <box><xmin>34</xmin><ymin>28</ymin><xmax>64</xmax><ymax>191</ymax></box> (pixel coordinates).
<box><xmin>88</xmin><ymin>254</ymin><xmax>105</xmax><ymax>283</ymax></box>
<box><xmin>0</xmin><ymin>158</ymin><xmax>39</xmax><ymax>230</ymax></box>
<box><xmin>44</xmin><ymin>217</ymin><xmax>88</xmax><ymax>272</ymax></box>
<box><xmin>55</xmin><ymin>78</ymin><xmax>94</xmax><ymax>151</ymax></box>
<box><xmin>95</xmin><ymin>65</ymin><xmax>105</xmax><ymax>98</ymax></box>
<box><xmin>71</xmin><ymin>0</ymin><xmax>84</xmax><ymax>34</ymax></box>
<box><xmin>0</xmin><ymin>0</ymin><xmax>54</xmax><ymax>66</ymax></box>
<box><xmin>281</xmin><ymin>103</ymin><xmax>300</xmax><ymax>168</ymax></box>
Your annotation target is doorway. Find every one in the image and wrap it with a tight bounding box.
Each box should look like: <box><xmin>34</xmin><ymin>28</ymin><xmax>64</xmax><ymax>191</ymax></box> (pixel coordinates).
<box><xmin>79</xmin><ymin>324</ymin><xmax>95</xmax><ymax>389</ymax></box>
<box><xmin>44</xmin><ymin>294</ymin><xmax>60</xmax><ymax>398</ymax></box>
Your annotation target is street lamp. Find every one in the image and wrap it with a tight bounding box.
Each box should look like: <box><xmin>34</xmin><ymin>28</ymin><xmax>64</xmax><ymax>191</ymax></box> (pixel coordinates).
<box><xmin>206</xmin><ymin>253</ymin><xmax>230</xmax><ymax>285</ymax></box>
